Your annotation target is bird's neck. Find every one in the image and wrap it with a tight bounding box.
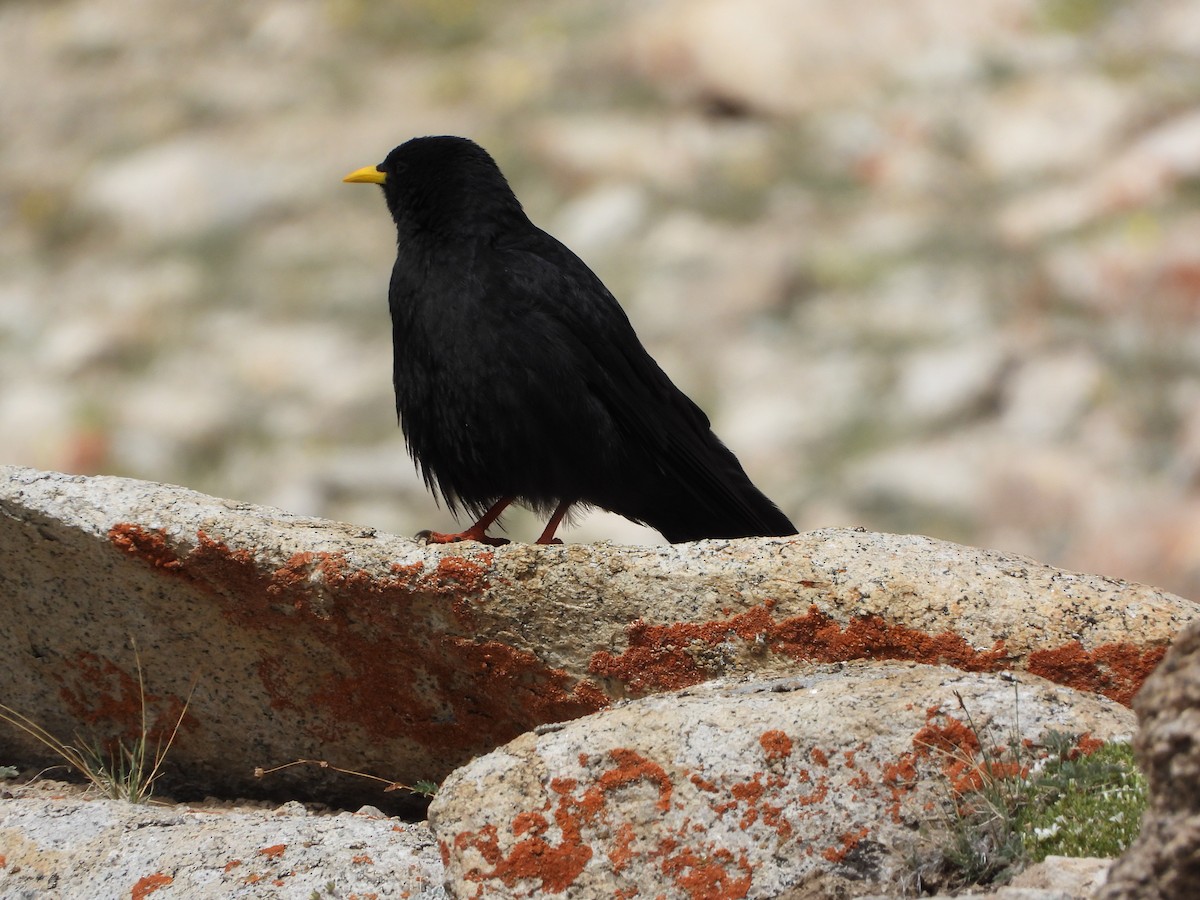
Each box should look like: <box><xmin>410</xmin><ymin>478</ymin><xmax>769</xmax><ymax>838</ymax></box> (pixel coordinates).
<box><xmin>388</xmin><ymin>178</ymin><xmax>528</xmax><ymax>243</ymax></box>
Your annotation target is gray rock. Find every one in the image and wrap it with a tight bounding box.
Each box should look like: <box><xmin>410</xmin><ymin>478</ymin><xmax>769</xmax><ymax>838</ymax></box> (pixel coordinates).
<box><xmin>428</xmin><ymin>666</ymin><xmax>1133</xmax><ymax>898</ymax></box>
<box><xmin>970</xmin><ymin>76</ymin><xmax>1131</xmax><ymax>179</ymax></box>
<box><xmin>550</xmin><ymin>181</ymin><xmax>648</xmax><ymax>255</ymax></box>
<box><xmin>1</xmin><ymin>465</ymin><xmax>1193</xmax><ymax>812</ymax></box>
<box><xmin>1004</xmin><ymin>856</ymin><xmax>1112</xmax><ymax>897</ymax></box>
<box><xmin>81</xmin><ymin>139</ymin><xmax>287</xmax><ymax>240</ymax></box>
<box><xmin>999</xmin><ymin>108</ymin><xmax>1200</xmax><ymax>243</ymax></box>
<box><xmin>0</xmin><ymin>778</ymin><xmax>444</xmax><ymax>900</ymax></box>
<box><xmin>1000</xmin><ymin>350</ymin><xmax>1103</xmax><ymax>441</ymax></box>
<box><xmin>628</xmin><ymin>0</ymin><xmax>1038</xmax><ymax>115</ymax></box>
<box><xmin>894</xmin><ymin>337</ymin><xmax>1008</xmax><ymax>424</ymax></box>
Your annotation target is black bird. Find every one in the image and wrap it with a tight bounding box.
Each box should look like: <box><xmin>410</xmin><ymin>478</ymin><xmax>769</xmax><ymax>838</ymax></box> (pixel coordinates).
<box><xmin>344</xmin><ymin>136</ymin><xmax>796</xmax><ymax>546</ymax></box>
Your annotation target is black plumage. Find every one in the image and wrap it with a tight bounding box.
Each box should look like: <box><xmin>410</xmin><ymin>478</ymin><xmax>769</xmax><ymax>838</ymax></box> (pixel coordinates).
<box><xmin>344</xmin><ymin>135</ymin><xmax>796</xmax><ymax>545</ymax></box>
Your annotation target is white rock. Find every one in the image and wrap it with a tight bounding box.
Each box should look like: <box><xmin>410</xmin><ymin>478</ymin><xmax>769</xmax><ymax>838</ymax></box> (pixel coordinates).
<box><xmin>999</xmin><ymin>108</ymin><xmax>1200</xmax><ymax>242</ymax></box>
<box><xmin>848</xmin><ymin>432</ymin><xmax>993</xmax><ymax>516</ymax></box>
<box><xmin>895</xmin><ymin>338</ymin><xmax>1008</xmax><ymax>423</ymax></box>
<box><xmin>0</xmin><ymin>382</ymin><xmax>74</xmax><ymax>468</ymax></box>
<box><xmin>82</xmin><ymin>139</ymin><xmax>287</xmax><ymax>239</ymax></box>
<box><xmin>628</xmin><ymin>0</ymin><xmax>1039</xmax><ymax>115</ymax></box>
<box><xmin>0</xmin><ymin>781</ymin><xmax>445</xmax><ymax>899</ymax></box>
<box><xmin>550</xmin><ymin>181</ymin><xmax>648</xmax><ymax>254</ymax></box>
<box><xmin>972</xmin><ymin>76</ymin><xmax>1132</xmax><ymax>179</ymax></box>
<box><xmin>1001</xmin><ymin>350</ymin><xmax>1103</xmax><ymax>441</ymax></box>
<box><xmin>430</xmin><ymin>667</ymin><xmax>1134</xmax><ymax>898</ymax></box>
<box><xmin>1145</xmin><ymin>0</ymin><xmax>1200</xmax><ymax>56</ymax></box>
<box><xmin>533</xmin><ymin>114</ymin><xmax>770</xmax><ymax>190</ymax></box>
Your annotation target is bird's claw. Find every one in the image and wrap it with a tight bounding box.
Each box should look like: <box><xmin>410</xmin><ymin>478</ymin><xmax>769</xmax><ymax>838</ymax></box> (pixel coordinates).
<box><xmin>417</xmin><ymin>528</ymin><xmax>509</xmax><ymax>547</ymax></box>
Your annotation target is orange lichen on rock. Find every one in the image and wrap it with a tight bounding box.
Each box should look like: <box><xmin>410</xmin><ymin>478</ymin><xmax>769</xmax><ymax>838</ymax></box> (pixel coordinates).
<box><xmin>1028</xmin><ymin>640</ymin><xmax>1167</xmax><ymax>706</ymax></box>
<box><xmin>759</xmin><ymin>730</ymin><xmax>793</xmax><ymax>762</ymax></box>
<box><xmin>131</xmin><ymin>873</ymin><xmax>173</xmax><ymax>900</ymax></box>
<box><xmin>770</xmin><ymin>608</ymin><xmax>1009</xmax><ymax>672</ymax></box>
<box><xmin>109</xmin><ymin>524</ymin><xmax>188</xmax><ymax>575</ymax></box>
<box><xmin>731</xmin><ymin>774</ymin><xmax>764</xmax><ymax>808</ymax></box>
<box><xmin>587</xmin><ymin>618</ymin><xmax>708</xmax><ymax>694</ymax></box>
<box><xmin>258</xmin><ymin>844</ymin><xmax>286</xmax><ymax>859</ymax></box>
<box><xmin>448</xmin><ymin>748</ymin><xmax>767</xmax><ymax>897</ymax></box>
<box><xmin>107</xmin><ymin>524</ymin><xmax>609</xmax><ymax>757</ymax></box>
<box><xmin>1072</xmin><ymin>732</ymin><xmax>1106</xmax><ymax>758</ymax></box>
<box><xmin>848</xmin><ymin>769</ymin><xmax>872</xmax><ymax>791</ymax></box>
<box><xmin>107</xmin><ymin>525</ymin><xmax>497</xmax><ymax>622</ymax></box>
<box><xmin>880</xmin><ymin>752</ymin><xmax>921</xmax><ymax>822</ymax></box>
<box><xmin>946</xmin><ymin>756</ymin><xmax>1025</xmax><ymax>795</ymax></box>
<box><xmin>608</xmin><ymin>822</ymin><xmax>637</xmax><ymax>873</ymax></box>
<box><xmin>431</xmin><ymin>553</ymin><xmax>495</xmax><ymax>594</ymax></box>
<box><xmin>589</xmin><ymin>605</ymin><xmax>780</xmax><ymax>694</ymax></box>
<box><xmin>52</xmin><ymin>651</ymin><xmax>192</xmax><ymax>746</ymax></box>
<box><xmin>590</xmin><ymin>604</ymin><xmax>1010</xmax><ymax>697</ymax></box>
<box><xmin>794</xmin><ymin>772</ymin><xmax>831</xmax><ymax>808</ymax></box>
<box><xmin>596</xmin><ymin>748</ymin><xmax>673</xmax><ymax>813</ymax></box>
<box><xmin>822</xmin><ymin>826</ymin><xmax>869</xmax><ymax>864</ymax></box>
<box><xmin>512</xmin><ymin>811</ymin><xmax>549</xmax><ymax>837</ymax></box>
<box><xmin>759</xmin><ymin>802</ymin><xmax>793</xmax><ymax>842</ymax></box>
<box><xmin>190</xmin><ymin>529</ymin><xmax>267</xmax><ymax>609</ymax></box>
<box><xmin>454</xmin><ymin>813</ymin><xmax>593</xmax><ymax>894</ymax></box>
<box><xmin>454</xmin><ymin>751</ymin><xmax>670</xmax><ymax>894</ymax></box>
<box><xmin>911</xmin><ymin>708</ymin><xmax>1028</xmax><ymax>796</ymax></box>
<box><xmin>303</xmin><ymin>633</ymin><xmax>608</xmax><ymax>751</ymax></box>
<box><xmin>881</xmin><ymin>754</ymin><xmax>918</xmax><ymax>789</ymax></box>
<box><xmin>659</xmin><ymin>844</ymin><xmax>754</xmax><ymax>900</ymax></box>
<box><xmin>913</xmin><ymin>714</ymin><xmax>980</xmax><ymax>758</ymax></box>
<box><xmin>724</xmin><ymin>773</ymin><xmax>793</xmax><ymax>840</ymax></box>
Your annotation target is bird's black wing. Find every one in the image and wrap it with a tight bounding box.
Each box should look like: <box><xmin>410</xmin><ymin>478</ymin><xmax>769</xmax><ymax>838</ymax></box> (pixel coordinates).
<box><xmin>493</xmin><ymin>227</ymin><xmax>794</xmax><ymax>541</ymax></box>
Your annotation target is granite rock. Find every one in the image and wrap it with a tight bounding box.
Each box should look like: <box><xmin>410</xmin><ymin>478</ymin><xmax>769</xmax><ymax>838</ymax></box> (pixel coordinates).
<box><xmin>2</xmin><ymin>465</ymin><xmax>1194</xmax><ymax>812</ymax></box>
<box><xmin>429</xmin><ymin>667</ymin><xmax>1133</xmax><ymax>898</ymax></box>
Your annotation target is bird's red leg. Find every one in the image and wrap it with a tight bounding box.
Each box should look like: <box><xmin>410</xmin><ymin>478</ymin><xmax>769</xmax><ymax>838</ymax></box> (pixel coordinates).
<box><xmin>535</xmin><ymin>501</ymin><xmax>571</xmax><ymax>545</ymax></box>
<box><xmin>423</xmin><ymin>497</ymin><xmax>513</xmax><ymax>546</ymax></box>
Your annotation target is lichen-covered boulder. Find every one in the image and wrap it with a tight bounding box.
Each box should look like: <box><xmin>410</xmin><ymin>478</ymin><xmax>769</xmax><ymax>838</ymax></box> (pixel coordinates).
<box><xmin>429</xmin><ymin>666</ymin><xmax>1135</xmax><ymax>898</ymax></box>
<box><xmin>0</xmin><ymin>465</ymin><xmax>1193</xmax><ymax>811</ymax></box>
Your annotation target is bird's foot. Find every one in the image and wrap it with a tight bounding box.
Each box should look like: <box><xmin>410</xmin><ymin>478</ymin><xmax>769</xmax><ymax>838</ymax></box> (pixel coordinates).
<box><xmin>535</xmin><ymin>537</ymin><xmax>564</xmax><ymax>546</ymax></box>
<box><xmin>417</xmin><ymin>527</ymin><xmax>510</xmax><ymax>547</ymax></box>
<box><xmin>416</xmin><ymin>497</ymin><xmax>514</xmax><ymax>546</ymax></box>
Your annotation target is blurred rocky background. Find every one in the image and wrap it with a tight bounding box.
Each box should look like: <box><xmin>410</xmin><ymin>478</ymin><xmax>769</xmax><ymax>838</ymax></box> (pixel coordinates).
<box><xmin>2</xmin><ymin>0</ymin><xmax>1199</xmax><ymax>598</ymax></box>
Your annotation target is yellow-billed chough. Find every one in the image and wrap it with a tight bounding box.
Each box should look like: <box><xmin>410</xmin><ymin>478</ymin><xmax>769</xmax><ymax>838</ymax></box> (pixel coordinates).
<box><xmin>344</xmin><ymin>136</ymin><xmax>795</xmax><ymax>546</ymax></box>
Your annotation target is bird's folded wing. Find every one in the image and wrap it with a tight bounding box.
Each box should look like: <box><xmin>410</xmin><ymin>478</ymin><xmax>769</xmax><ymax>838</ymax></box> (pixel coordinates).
<box><xmin>495</xmin><ymin>230</ymin><xmax>772</xmax><ymax>528</ymax></box>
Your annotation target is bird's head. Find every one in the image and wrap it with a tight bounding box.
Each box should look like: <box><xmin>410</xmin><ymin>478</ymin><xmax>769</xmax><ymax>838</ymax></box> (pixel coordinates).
<box><xmin>343</xmin><ymin>135</ymin><xmax>526</xmax><ymax>239</ymax></box>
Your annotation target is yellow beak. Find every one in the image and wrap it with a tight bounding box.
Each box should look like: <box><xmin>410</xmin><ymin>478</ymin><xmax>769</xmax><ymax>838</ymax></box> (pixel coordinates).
<box><xmin>343</xmin><ymin>165</ymin><xmax>387</xmax><ymax>185</ymax></box>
